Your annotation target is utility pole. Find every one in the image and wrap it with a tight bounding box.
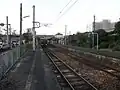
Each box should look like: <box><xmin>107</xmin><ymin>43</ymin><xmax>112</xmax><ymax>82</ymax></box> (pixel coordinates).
<box><xmin>0</xmin><ymin>27</ymin><xmax>1</xmax><ymax>34</ymax></box>
<box><xmin>68</xmin><ymin>31</ymin><xmax>71</xmax><ymax>45</ymax></box>
<box><xmin>20</xmin><ymin>3</ymin><xmax>22</xmax><ymax>55</ymax></box>
<box><xmin>9</xmin><ymin>24</ymin><xmax>11</xmax><ymax>35</ymax></box>
<box><xmin>92</xmin><ymin>15</ymin><xmax>95</xmax><ymax>49</ymax></box>
<box><xmin>69</xmin><ymin>31</ymin><xmax>71</xmax><ymax>35</ymax></box>
<box><xmin>65</xmin><ymin>25</ymin><xmax>67</xmax><ymax>45</ymax></box>
<box><xmin>6</xmin><ymin>16</ymin><xmax>9</xmax><ymax>45</ymax></box>
<box><xmin>9</xmin><ymin>24</ymin><xmax>11</xmax><ymax>48</ymax></box>
<box><xmin>33</xmin><ymin>5</ymin><xmax>35</xmax><ymax>51</ymax></box>
<box><xmin>96</xmin><ymin>33</ymin><xmax>98</xmax><ymax>50</ymax></box>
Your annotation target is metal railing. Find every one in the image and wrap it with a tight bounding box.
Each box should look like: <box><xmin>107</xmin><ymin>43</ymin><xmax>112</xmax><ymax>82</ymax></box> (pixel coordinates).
<box><xmin>0</xmin><ymin>45</ymin><xmax>28</xmax><ymax>80</ymax></box>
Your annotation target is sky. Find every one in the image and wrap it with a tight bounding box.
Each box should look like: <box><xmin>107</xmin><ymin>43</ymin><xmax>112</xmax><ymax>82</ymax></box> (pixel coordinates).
<box><xmin>0</xmin><ymin>0</ymin><xmax>120</xmax><ymax>35</ymax></box>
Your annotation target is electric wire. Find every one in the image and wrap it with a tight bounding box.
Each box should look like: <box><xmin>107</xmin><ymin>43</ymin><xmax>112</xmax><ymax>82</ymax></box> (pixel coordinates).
<box><xmin>56</xmin><ymin>0</ymin><xmax>79</xmax><ymax>22</ymax></box>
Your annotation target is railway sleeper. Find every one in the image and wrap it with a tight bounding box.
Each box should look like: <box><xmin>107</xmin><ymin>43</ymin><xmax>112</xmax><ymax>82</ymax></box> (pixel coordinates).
<box><xmin>60</xmin><ymin>69</ymin><xmax>70</xmax><ymax>73</ymax></box>
<box><xmin>57</xmin><ymin>77</ymin><xmax>65</xmax><ymax>83</ymax></box>
<box><xmin>59</xmin><ymin>82</ymin><xmax>68</xmax><ymax>87</ymax></box>
<box><xmin>53</xmin><ymin>59</ymin><xmax>60</xmax><ymax>62</ymax></box>
<box><xmin>53</xmin><ymin>70</ymin><xmax>59</xmax><ymax>74</ymax></box>
<box><xmin>65</xmin><ymin>74</ymin><xmax>76</xmax><ymax>77</ymax></box>
<box><xmin>57</xmin><ymin>77</ymin><xmax>69</xmax><ymax>87</ymax></box>
<box><xmin>64</xmin><ymin>72</ymin><xmax>78</xmax><ymax>78</ymax></box>
<box><xmin>74</xmin><ymin>85</ymin><xmax>90</xmax><ymax>90</ymax></box>
<box><xmin>62</xmin><ymin>72</ymin><xmax>72</xmax><ymax>75</ymax></box>
<box><xmin>55</xmin><ymin>73</ymin><xmax>90</xmax><ymax>89</ymax></box>
<box><xmin>110</xmin><ymin>71</ymin><xmax>120</xmax><ymax>75</ymax></box>
<box><xmin>56</xmin><ymin>76</ymin><xmax>68</xmax><ymax>86</ymax></box>
<box><xmin>70</xmin><ymin>81</ymin><xmax>85</xmax><ymax>86</ymax></box>
<box><xmin>68</xmin><ymin>78</ymin><xmax>83</xmax><ymax>82</ymax></box>
<box><xmin>55</xmin><ymin>74</ymin><xmax>75</xmax><ymax>88</ymax></box>
<box><xmin>58</xmin><ymin>66</ymin><xmax>69</xmax><ymax>70</ymax></box>
<box><xmin>66</xmin><ymin>75</ymin><xmax>78</xmax><ymax>79</ymax></box>
<box><xmin>55</xmin><ymin>62</ymin><xmax>63</xmax><ymax>65</ymax></box>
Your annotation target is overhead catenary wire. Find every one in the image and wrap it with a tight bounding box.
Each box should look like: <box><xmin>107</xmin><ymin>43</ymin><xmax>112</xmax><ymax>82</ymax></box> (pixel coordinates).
<box><xmin>56</xmin><ymin>0</ymin><xmax>79</xmax><ymax>22</ymax></box>
<box><xmin>53</xmin><ymin>0</ymin><xmax>73</xmax><ymax>25</ymax></box>
<box><xmin>57</xmin><ymin>0</ymin><xmax>73</xmax><ymax>17</ymax></box>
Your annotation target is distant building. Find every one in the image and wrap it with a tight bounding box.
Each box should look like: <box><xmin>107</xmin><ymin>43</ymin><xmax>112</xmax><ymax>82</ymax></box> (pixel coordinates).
<box><xmin>37</xmin><ymin>35</ymin><xmax>54</xmax><ymax>39</ymax></box>
<box><xmin>55</xmin><ymin>33</ymin><xmax>64</xmax><ymax>39</ymax></box>
<box><xmin>54</xmin><ymin>33</ymin><xmax>64</xmax><ymax>44</ymax></box>
<box><xmin>0</xmin><ymin>35</ymin><xmax>20</xmax><ymax>43</ymax></box>
<box><xmin>94</xmin><ymin>19</ymin><xmax>115</xmax><ymax>32</ymax></box>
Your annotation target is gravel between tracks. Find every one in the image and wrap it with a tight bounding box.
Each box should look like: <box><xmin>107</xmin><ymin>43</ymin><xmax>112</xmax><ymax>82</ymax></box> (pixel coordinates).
<box><xmin>50</xmin><ymin>48</ymin><xmax>120</xmax><ymax>90</ymax></box>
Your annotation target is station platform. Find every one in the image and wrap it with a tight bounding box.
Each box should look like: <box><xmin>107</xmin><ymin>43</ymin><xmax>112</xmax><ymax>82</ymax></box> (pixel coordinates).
<box><xmin>5</xmin><ymin>47</ymin><xmax>61</xmax><ymax>90</ymax></box>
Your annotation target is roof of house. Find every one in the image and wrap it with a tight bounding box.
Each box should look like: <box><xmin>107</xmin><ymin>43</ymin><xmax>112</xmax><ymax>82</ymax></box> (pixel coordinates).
<box><xmin>55</xmin><ymin>33</ymin><xmax>63</xmax><ymax>35</ymax></box>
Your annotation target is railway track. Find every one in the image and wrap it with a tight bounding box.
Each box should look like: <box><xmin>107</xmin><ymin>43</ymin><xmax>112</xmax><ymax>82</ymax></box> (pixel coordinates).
<box><xmin>49</xmin><ymin>44</ymin><xmax>120</xmax><ymax>79</ymax></box>
<box><xmin>43</xmin><ymin>48</ymin><xmax>98</xmax><ymax>90</ymax></box>
<box><xmin>67</xmin><ymin>51</ymin><xmax>120</xmax><ymax>79</ymax></box>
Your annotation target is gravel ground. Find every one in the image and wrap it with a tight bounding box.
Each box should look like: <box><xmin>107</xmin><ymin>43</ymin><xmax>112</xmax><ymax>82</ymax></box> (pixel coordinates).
<box><xmin>54</xmin><ymin>44</ymin><xmax>120</xmax><ymax>71</ymax></box>
<box><xmin>50</xmin><ymin>47</ymin><xmax>120</xmax><ymax>90</ymax></box>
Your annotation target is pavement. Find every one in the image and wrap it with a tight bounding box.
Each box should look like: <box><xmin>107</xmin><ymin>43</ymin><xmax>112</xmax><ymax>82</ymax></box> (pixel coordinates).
<box><xmin>2</xmin><ymin>47</ymin><xmax>61</xmax><ymax>90</ymax></box>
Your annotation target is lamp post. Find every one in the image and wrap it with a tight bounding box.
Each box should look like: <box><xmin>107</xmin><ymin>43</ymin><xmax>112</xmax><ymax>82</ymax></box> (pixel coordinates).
<box><xmin>32</xmin><ymin>5</ymin><xmax>35</xmax><ymax>51</ymax></box>
<box><xmin>65</xmin><ymin>25</ymin><xmax>67</xmax><ymax>45</ymax></box>
<box><xmin>20</xmin><ymin>3</ymin><xmax>30</xmax><ymax>55</ymax></box>
<box><xmin>2</xmin><ymin>24</ymin><xmax>11</xmax><ymax>48</ymax></box>
<box><xmin>20</xmin><ymin>3</ymin><xmax>22</xmax><ymax>56</ymax></box>
<box><xmin>6</xmin><ymin>16</ymin><xmax>9</xmax><ymax>44</ymax></box>
<box><xmin>0</xmin><ymin>18</ymin><xmax>12</xmax><ymax>48</ymax></box>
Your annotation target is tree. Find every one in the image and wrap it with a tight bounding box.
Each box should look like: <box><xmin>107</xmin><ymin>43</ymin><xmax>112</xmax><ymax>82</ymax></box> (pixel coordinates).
<box><xmin>94</xmin><ymin>29</ymin><xmax>107</xmax><ymax>37</ymax></box>
<box><xmin>94</xmin><ymin>29</ymin><xmax>107</xmax><ymax>45</ymax></box>
<box><xmin>12</xmin><ymin>30</ymin><xmax>16</xmax><ymax>35</ymax></box>
<box><xmin>114</xmin><ymin>21</ymin><xmax>120</xmax><ymax>35</ymax></box>
<box><xmin>23</xmin><ymin>30</ymin><xmax>32</xmax><ymax>43</ymax></box>
<box><xmin>76</xmin><ymin>32</ymin><xmax>88</xmax><ymax>47</ymax></box>
<box><xmin>56</xmin><ymin>33</ymin><xmax>63</xmax><ymax>35</ymax></box>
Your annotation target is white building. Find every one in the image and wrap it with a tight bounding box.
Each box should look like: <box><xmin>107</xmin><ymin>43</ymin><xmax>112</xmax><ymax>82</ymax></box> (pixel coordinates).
<box><xmin>54</xmin><ymin>33</ymin><xmax>64</xmax><ymax>44</ymax></box>
<box><xmin>94</xmin><ymin>20</ymin><xmax>115</xmax><ymax>32</ymax></box>
<box><xmin>55</xmin><ymin>33</ymin><xmax>64</xmax><ymax>39</ymax></box>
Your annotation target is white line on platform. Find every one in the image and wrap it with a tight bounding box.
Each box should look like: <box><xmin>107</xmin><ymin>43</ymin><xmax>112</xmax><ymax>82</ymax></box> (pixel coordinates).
<box><xmin>11</xmin><ymin>59</ymin><xmax>23</xmax><ymax>72</ymax></box>
<box><xmin>25</xmin><ymin>52</ymin><xmax>36</xmax><ymax>90</ymax></box>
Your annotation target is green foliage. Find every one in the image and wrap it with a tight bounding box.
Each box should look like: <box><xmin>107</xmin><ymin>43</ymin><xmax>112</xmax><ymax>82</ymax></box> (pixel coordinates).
<box><xmin>94</xmin><ymin>29</ymin><xmax>107</xmax><ymax>44</ymax></box>
<box><xmin>68</xmin><ymin>28</ymin><xmax>120</xmax><ymax>51</ymax></box>
<box><xmin>114</xmin><ymin>21</ymin><xmax>120</xmax><ymax>35</ymax></box>
<box><xmin>99</xmin><ymin>42</ymin><xmax>109</xmax><ymax>48</ymax></box>
<box><xmin>71</xmin><ymin>40</ymin><xmax>77</xmax><ymax>45</ymax></box>
<box><xmin>112</xmin><ymin>45</ymin><xmax>120</xmax><ymax>51</ymax></box>
<box><xmin>23</xmin><ymin>32</ymin><xmax>32</xmax><ymax>43</ymax></box>
<box><xmin>25</xmin><ymin>43</ymin><xmax>32</xmax><ymax>49</ymax></box>
<box><xmin>76</xmin><ymin>32</ymin><xmax>88</xmax><ymax>47</ymax></box>
<box><xmin>108</xmin><ymin>43</ymin><xmax>116</xmax><ymax>48</ymax></box>
<box><xmin>94</xmin><ymin>29</ymin><xmax>107</xmax><ymax>37</ymax></box>
<box><xmin>107</xmin><ymin>31</ymin><xmax>114</xmax><ymax>35</ymax></box>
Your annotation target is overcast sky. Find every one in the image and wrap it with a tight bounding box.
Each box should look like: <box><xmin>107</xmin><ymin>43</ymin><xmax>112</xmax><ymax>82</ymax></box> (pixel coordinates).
<box><xmin>0</xmin><ymin>0</ymin><xmax>120</xmax><ymax>35</ymax></box>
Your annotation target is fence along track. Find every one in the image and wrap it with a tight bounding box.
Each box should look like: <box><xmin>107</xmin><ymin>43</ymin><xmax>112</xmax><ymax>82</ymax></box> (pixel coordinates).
<box><xmin>44</xmin><ymin>48</ymin><xmax>98</xmax><ymax>90</ymax></box>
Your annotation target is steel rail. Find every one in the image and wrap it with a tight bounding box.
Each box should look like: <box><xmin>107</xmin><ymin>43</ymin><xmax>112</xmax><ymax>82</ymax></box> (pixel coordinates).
<box><xmin>44</xmin><ymin>48</ymin><xmax>98</xmax><ymax>90</ymax></box>
<box><xmin>68</xmin><ymin>51</ymin><xmax>120</xmax><ymax>79</ymax></box>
